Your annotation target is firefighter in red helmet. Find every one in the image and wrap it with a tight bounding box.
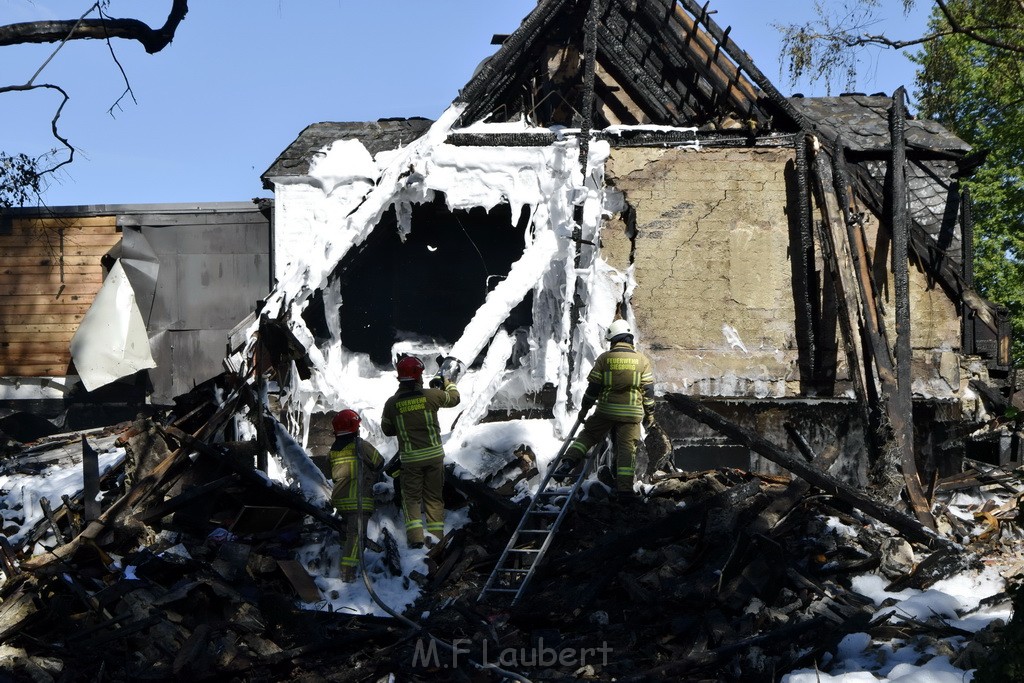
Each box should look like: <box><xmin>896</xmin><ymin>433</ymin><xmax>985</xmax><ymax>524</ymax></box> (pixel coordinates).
<box><xmin>381</xmin><ymin>355</ymin><xmax>460</xmax><ymax>548</ymax></box>
<box><xmin>329</xmin><ymin>409</ymin><xmax>384</xmax><ymax>582</ymax></box>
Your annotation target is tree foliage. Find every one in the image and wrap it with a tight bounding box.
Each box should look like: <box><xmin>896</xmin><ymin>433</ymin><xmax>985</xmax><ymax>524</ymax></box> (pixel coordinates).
<box><xmin>914</xmin><ymin>0</ymin><xmax>1024</xmax><ymax>365</ymax></box>
<box><xmin>778</xmin><ymin>0</ymin><xmax>1024</xmax><ymax>365</ymax></box>
<box><xmin>0</xmin><ymin>1</ymin><xmax>189</xmax><ymax>207</ymax></box>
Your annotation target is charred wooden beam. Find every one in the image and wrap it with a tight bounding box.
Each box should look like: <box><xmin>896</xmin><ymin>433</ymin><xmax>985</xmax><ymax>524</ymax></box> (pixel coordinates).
<box><xmin>160</xmin><ymin>425</ymin><xmax>349</xmax><ymax>537</ymax></box>
<box><xmin>809</xmin><ymin>137</ymin><xmax>872</xmax><ymax>409</ymax></box>
<box><xmin>663</xmin><ymin>393</ymin><xmax>956</xmax><ymax>551</ymax></box>
<box><xmin>792</xmin><ymin>136</ymin><xmax>819</xmax><ymax>384</ymax></box>
<box><xmin>135</xmin><ymin>474</ymin><xmax>238</xmax><ymax>524</ymax></box>
<box><xmin>674</xmin><ymin>0</ymin><xmax>816</xmax><ymax>130</ymax></box>
<box><xmin>0</xmin><ymin>536</ymin><xmax>19</xmax><ymax>579</ymax></box>
<box><xmin>82</xmin><ymin>436</ymin><xmax>100</xmax><ymax>522</ymax></box>
<box><xmin>458</xmin><ymin>0</ymin><xmax>573</xmax><ymax>122</ymax></box>
<box><xmin>888</xmin><ymin>87</ymin><xmax>929</xmax><ymax>528</ymax></box>
<box><xmin>831</xmin><ymin>137</ymin><xmax>896</xmax><ymax>388</ymax></box>
<box><xmin>595</xmin><ymin>23</ymin><xmax>682</xmax><ymax>124</ymax></box>
<box><xmin>578</xmin><ymin>0</ymin><xmax>600</xmax><ymax>164</ymax></box>
<box><xmin>38</xmin><ymin>497</ymin><xmax>67</xmax><ymax>545</ymax></box>
<box><xmin>444</xmin><ymin>465</ymin><xmax>526</xmax><ymax>528</ymax></box>
<box><xmin>20</xmin><ymin>440</ymin><xmax>193</xmax><ymax>574</ymax></box>
<box><xmin>601</xmin><ymin>3</ymin><xmax>705</xmax><ymax>120</ymax></box>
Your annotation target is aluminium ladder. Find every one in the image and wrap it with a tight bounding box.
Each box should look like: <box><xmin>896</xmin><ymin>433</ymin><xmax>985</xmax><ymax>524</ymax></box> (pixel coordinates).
<box><xmin>478</xmin><ymin>417</ymin><xmax>593</xmax><ymax>606</ymax></box>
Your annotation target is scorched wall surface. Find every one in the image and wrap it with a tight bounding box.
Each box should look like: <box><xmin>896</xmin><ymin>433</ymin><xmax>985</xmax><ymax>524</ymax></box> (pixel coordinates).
<box><xmin>604</xmin><ymin>146</ymin><xmax>963</xmax><ymax>399</ymax></box>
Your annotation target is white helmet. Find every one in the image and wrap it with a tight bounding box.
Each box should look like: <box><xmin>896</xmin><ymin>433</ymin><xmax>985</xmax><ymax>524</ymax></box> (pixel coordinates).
<box><xmin>605</xmin><ymin>319</ymin><xmax>633</xmax><ymax>341</ymax></box>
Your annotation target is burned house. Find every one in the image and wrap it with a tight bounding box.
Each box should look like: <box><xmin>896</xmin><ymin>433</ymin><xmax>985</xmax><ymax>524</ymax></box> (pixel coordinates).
<box><xmin>251</xmin><ymin>0</ymin><xmax>1012</xmax><ymax>495</ymax></box>
<box><xmin>0</xmin><ymin>203</ymin><xmax>271</xmax><ymax>434</ymax></box>
<box><xmin>3</xmin><ymin>4</ymin><xmax>1024</xmax><ymax>681</ymax></box>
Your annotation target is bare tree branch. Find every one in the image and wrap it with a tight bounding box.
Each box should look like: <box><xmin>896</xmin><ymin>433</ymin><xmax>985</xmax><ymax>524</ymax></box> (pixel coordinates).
<box><xmin>96</xmin><ymin>5</ymin><xmax>139</xmax><ymax>116</ymax></box>
<box><xmin>0</xmin><ymin>1</ymin><xmax>189</xmax><ymax>205</ymax></box>
<box><xmin>0</xmin><ymin>0</ymin><xmax>189</xmax><ymax>54</ymax></box>
<box><xmin>934</xmin><ymin>0</ymin><xmax>1024</xmax><ymax>54</ymax></box>
<box><xmin>27</xmin><ymin>3</ymin><xmax>97</xmax><ymax>86</ymax></box>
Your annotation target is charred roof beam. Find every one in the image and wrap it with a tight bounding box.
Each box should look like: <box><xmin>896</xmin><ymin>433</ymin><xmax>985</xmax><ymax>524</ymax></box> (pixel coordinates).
<box><xmin>457</xmin><ymin>0</ymin><xmax>574</xmax><ymax>125</ymax></box>
<box><xmin>595</xmin><ymin>25</ymin><xmax>687</xmax><ymax>125</ymax></box>
<box><xmin>673</xmin><ymin>0</ymin><xmax>814</xmax><ymax>132</ymax></box>
<box><xmin>602</xmin><ymin>2</ymin><xmax>715</xmax><ymax>122</ymax></box>
<box><xmin>625</xmin><ymin>0</ymin><xmax>767</xmax><ymax>128</ymax></box>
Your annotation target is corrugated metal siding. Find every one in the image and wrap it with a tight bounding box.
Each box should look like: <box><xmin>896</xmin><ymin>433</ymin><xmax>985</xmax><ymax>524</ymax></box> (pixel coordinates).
<box><xmin>133</xmin><ymin>215</ymin><xmax>270</xmax><ymax>404</ymax></box>
<box><xmin>0</xmin><ymin>215</ymin><xmax>120</xmax><ymax>376</ymax></box>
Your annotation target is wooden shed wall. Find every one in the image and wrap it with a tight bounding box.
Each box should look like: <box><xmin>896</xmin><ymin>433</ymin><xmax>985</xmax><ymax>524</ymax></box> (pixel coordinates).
<box><xmin>0</xmin><ymin>215</ymin><xmax>120</xmax><ymax>377</ymax></box>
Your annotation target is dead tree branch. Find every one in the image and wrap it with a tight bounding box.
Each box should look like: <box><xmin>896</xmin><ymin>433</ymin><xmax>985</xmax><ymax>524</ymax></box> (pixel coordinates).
<box><xmin>0</xmin><ymin>1</ymin><xmax>190</xmax><ymax>54</ymax></box>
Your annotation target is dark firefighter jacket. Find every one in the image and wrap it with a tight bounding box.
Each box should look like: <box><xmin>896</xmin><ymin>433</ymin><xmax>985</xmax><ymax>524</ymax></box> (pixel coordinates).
<box><xmin>380</xmin><ymin>380</ymin><xmax>460</xmax><ymax>463</ymax></box>
<box><xmin>583</xmin><ymin>341</ymin><xmax>655</xmax><ymax>422</ymax></box>
<box><xmin>330</xmin><ymin>435</ymin><xmax>385</xmax><ymax>511</ymax></box>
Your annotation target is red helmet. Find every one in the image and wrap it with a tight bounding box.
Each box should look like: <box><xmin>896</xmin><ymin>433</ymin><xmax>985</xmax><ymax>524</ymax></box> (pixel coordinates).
<box><xmin>396</xmin><ymin>355</ymin><xmax>425</xmax><ymax>381</ymax></box>
<box><xmin>332</xmin><ymin>409</ymin><xmax>360</xmax><ymax>435</ymax></box>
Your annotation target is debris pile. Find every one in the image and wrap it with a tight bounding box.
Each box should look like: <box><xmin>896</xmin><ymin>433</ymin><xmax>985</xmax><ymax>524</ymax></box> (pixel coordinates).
<box><xmin>0</xmin><ymin>380</ymin><xmax>1020</xmax><ymax>682</ymax></box>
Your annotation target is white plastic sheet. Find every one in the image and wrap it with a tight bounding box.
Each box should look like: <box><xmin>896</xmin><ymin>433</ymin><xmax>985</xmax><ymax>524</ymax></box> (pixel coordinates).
<box><xmin>69</xmin><ymin>260</ymin><xmax>157</xmax><ymax>392</ymax></box>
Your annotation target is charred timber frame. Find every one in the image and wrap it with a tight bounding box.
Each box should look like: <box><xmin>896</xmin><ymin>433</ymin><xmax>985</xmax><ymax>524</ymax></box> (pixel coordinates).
<box><xmin>961</xmin><ymin>186</ymin><xmax>975</xmax><ymax>355</ymax></box>
<box><xmin>793</xmin><ymin>136</ymin><xmax>819</xmax><ymax>385</ymax></box>
<box><xmin>602</xmin><ymin>1</ymin><xmax>715</xmax><ymax>120</ymax></box>
<box><xmin>888</xmin><ymin>88</ymin><xmax>933</xmax><ymax>528</ymax></box>
<box><xmin>636</xmin><ymin>0</ymin><xmax>764</xmax><ymax>125</ymax></box>
<box><xmin>831</xmin><ymin>131</ymin><xmax>934</xmax><ymax>528</ymax></box>
<box><xmin>808</xmin><ymin>137</ymin><xmax>872</xmax><ymax>410</ymax></box>
<box><xmin>566</xmin><ymin>0</ymin><xmax>602</xmax><ymax>408</ymax></box>
<box><xmin>457</xmin><ymin>0</ymin><xmax>571</xmax><ymax>124</ymax></box>
<box><xmin>663</xmin><ymin>393</ymin><xmax>957</xmax><ymax>553</ymax></box>
<box><xmin>595</xmin><ymin>21</ymin><xmax>685</xmax><ymax>123</ymax></box>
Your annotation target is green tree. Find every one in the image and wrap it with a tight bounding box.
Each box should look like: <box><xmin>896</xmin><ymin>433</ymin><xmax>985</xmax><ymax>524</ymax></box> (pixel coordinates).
<box><xmin>778</xmin><ymin>0</ymin><xmax>1024</xmax><ymax>365</ymax></box>
<box><xmin>0</xmin><ymin>1</ymin><xmax>190</xmax><ymax>207</ymax></box>
<box><xmin>914</xmin><ymin>1</ymin><xmax>1024</xmax><ymax>365</ymax></box>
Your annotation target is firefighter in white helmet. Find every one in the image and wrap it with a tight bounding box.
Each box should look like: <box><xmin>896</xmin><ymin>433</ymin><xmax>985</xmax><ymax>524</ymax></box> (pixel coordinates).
<box><xmin>552</xmin><ymin>319</ymin><xmax>656</xmax><ymax>496</ymax></box>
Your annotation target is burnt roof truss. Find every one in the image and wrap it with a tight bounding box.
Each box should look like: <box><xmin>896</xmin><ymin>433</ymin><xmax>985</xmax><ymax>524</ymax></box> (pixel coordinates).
<box><xmin>457</xmin><ymin>0</ymin><xmax>777</xmax><ymax>130</ymax></box>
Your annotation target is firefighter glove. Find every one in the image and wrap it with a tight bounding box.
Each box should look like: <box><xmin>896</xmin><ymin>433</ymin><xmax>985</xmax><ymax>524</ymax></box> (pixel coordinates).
<box><xmin>580</xmin><ymin>396</ymin><xmax>595</xmax><ymax>416</ymax></box>
<box><xmin>429</xmin><ymin>375</ymin><xmax>444</xmax><ymax>389</ymax></box>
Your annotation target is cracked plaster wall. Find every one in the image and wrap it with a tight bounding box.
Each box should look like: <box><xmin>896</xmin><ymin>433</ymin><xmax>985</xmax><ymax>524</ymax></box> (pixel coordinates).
<box><xmin>603</xmin><ymin>146</ymin><xmax>963</xmax><ymax>400</ymax></box>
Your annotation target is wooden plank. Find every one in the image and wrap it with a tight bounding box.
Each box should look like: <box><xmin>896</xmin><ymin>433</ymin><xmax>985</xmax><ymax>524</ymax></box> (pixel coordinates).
<box><xmin>0</xmin><ymin>283</ymin><xmax>101</xmax><ymax>297</ymax></box>
<box><xmin>1</xmin><ymin>264</ymin><xmax>103</xmax><ymax>274</ymax></box>
<box><xmin>0</xmin><ymin>245</ymin><xmax>115</xmax><ymax>257</ymax></box>
<box><xmin>0</xmin><ymin>223</ymin><xmax>118</xmax><ymax>236</ymax></box>
<box><xmin>0</xmin><ymin>234</ymin><xmax>121</xmax><ymax>246</ymax></box>
<box><xmin>0</xmin><ymin>362</ymin><xmax>72</xmax><ymax>376</ymax></box>
<box><xmin>0</xmin><ymin>322</ymin><xmax>82</xmax><ymax>334</ymax></box>
<box><xmin>0</xmin><ymin>294</ymin><xmax>99</xmax><ymax>305</ymax></box>
<box><xmin>6</xmin><ymin>216</ymin><xmax>116</xmax><ymax>229</ymax></box>
<box><xmin>0</xmin><ymin>305</ymin><xmax>92</xmax><ymax>317</ymax></box>
<box><xmin>810</xmin><ymin>142</ymin><xmax>871</xmax><ymax>404</ymax></box>
<box><xmin>1</xmin><ymin>331</ymin><xmax>75</xmax><ymax>344</ymax></box>
<box><xmin>276</xmin><ymin>559</ymin><xmax>323</xmax><ymax>602</ymax></box>
<box><xmin>0</xmin><ymin>349</ymin><xmax>73</xmax><ymax>364</ymax></box>
<box><xmin>0</xmin><ymin>255</ymin><xmax>105</xmax><ymax>267</ymax></box>
<box><xmin>0</xmin><ymin>271</ymin><xmax>104</xmax><ymax>285</ymax></box>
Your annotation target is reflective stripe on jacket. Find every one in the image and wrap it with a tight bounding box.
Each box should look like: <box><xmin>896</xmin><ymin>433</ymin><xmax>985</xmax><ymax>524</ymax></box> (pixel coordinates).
<box><xmin>584</xmin><ymin>341</ymin><xmax>655</xmax><ymax>422</ymax></box>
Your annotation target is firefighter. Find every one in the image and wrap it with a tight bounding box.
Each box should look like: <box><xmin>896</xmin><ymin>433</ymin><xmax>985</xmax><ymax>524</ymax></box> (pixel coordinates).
<box><xmin>329</xmin><ymin>409</ymin><xmax>384</xmax><ymax>582</ymax></box>
<box><xmin>380</xmin><ymin>355</ymin><xmax>460</xmax><ymax>548</ymax></box>
<box><xmin>552</xmin><ymin>319</ymin><xmax>656</xmax><ymax>496</ymax></box>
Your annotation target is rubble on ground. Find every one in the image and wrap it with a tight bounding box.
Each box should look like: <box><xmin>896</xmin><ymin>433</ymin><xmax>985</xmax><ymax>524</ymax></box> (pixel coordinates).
<box><xmin>0</xmin><ymin>378</ymin><xmax>1021</xmax><ymax>682</ymax></box>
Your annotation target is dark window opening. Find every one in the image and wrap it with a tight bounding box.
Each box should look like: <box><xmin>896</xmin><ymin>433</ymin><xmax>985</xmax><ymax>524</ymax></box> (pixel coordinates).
<box><xmin>330</xmin><ymin>195</ymin><xmax>531</xmax><ymax>366</ymax></box>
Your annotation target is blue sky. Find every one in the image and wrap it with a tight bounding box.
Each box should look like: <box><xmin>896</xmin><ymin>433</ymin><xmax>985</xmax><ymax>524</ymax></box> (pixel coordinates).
<box><xmin>1</xmin><ymin>1</ymin><xmax>932</xmax><ymax>207</ymax></box>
